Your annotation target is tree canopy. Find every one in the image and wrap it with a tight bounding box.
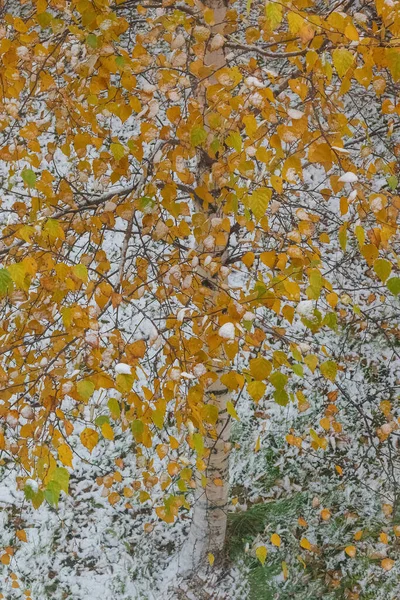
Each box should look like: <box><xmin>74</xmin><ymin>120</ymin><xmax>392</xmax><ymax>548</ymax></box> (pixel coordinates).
<box><xmin>0</xmin><ymin>0</ymin><xmax>400</xmax><ymax>597</ymax></box>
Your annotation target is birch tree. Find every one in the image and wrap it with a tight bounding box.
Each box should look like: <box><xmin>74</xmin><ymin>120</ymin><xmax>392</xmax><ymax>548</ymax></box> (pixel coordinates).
<box><xmin>0</xmin><ymin>0</ymin><xmax>400</xmax><ymax>591</ymax></box>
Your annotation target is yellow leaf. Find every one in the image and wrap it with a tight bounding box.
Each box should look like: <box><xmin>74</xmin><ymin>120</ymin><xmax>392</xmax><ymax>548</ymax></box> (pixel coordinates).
<box><xmin>308</xmin><ymin>142</ymin><xmax>333</xmax><ymax>164</ymax></box>
<box><xmin>344</xmin><ymin>22</ymin><xmax>359</xmax><ymax>41</ymax></box>
<box><xmin>345</xmin><ymin>545</ymin><xmax>356</xmax><ymax>557</ymax></box>
<box><xmin>282</xmin><ymin>560</ymin><xmax>288</xmax><ymax>579</ymax></box>
<box><xmin>101</xmin><ymin>422</ymin><xmax>114</xmax><ymax>441</ymax></box>
<box><xmin>320</xmin><ymin>360</ymin><xmax>337</xmax><ymax>382</ymax></box>
<box><xmin>247</xmin><ymin>380</ymin><xmax>266</xmax><ymax>403</ymax></box>
<box><xmin>226</xmin><ymin>401</ymin><xmax>240</xmax><ymax>421</ymax></box>
<box><xmin>320</xmin><ymin>418</ymin><xmax>330</xmax><ymax>431</ymax></box>
<box><xmin>58</xmin><ymin>444</ymin><xmax>73</xmax><ymax>467</ymax></box>
<box><xmin>260</xmin><ymin>251</ymin><xmax>276</xmax><ymax>269</ymax></box>
<box><xmin>254</xmin><ymin>436</ymin><xmax>261</xmax><ymax>452</ymax></box>
<box><xmin>373</xmin><ymin>258</ymin><xmax>392</xmax><ymax>282</ymax></box>
<box><xmin>248</xmin><ymin>187</ymin><xmax>271</xmax><ymax>221</ymax></box>
<box><xmin>208</xmin><ymin>553</ymin><xmax>215</xmax><ymax>566</ymax></box>
<box><xmin>300</xmin><ymin>537</ymin><xmax>311</xmax><ymax>550</ymax></box>
<box><xmin>127</xmin><ymin>339</ymin><xmax>147</xmax><ymax>359</ymax></box>
<box><xmin>271</xmin><ymin>533</ymin><xmax>281</xmax><ymax>547</ymax></box>
<box><xmin>108</xmin><ymin>491</ymin><xmax>120</xmax><ymax>505</ymax></box>
<box><xmin>241</xmin><ymin>252</ymin><xmax>255</xmax><ymax>268</ymax></box>
<box><xmin>381</xmin><ymin>558</ymin><xmax>394</xmax><ymax>571</ymax></box>
<box><xmin>320</xmin><ymin>508</ymin><xmax>331</xmax><ymax>521</ymax></box>
<box><xmin>80</xmin><ymin>428</ymin><xmax>99</xmax><ymax>453</ymax></box>
<box><xmin>256</xmin><ymin>545</ymin><xmax>267</xmax><ymax>565</ymax></box>
<box><xmin>332</xmin><ymin>48</ymin><xmax>354</xmax><ymax>77</ymax></box>
<box><xmin>16</xmin><ymin>530</ymin><xmax>27</xmax><ymax>543</ymax></box>
<box><xmin>249</xmin><ymin>356</ymin><xmax>272</xmax><ymax>380</ymax></box>
<box><xmin>265</xmin><ymin>2</ymin><xmax>282</xmax><ymax>30</ymax></box>
<box><xmin>379</xmin><ymin>532</ymin><xmax>389</xmax><ymax>544</ymax></box>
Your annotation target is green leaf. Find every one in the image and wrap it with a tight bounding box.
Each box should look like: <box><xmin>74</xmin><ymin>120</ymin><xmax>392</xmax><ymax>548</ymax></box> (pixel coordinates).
<box><xmin>338</xmin><ymin>223</ymin><xmax>347</xmax><ymax>251</ymax></box>
<box><xmin>225</xmin><ymin>131</ymin><xmax>242</xmax><ymax>153</ymax></box>
<box><xmin>52</xmin><ymin>467</ymin><xmax>70</xmax><ymax>494</ymax></box>
<box><xmin>110</xmin><ymin>142</ymin><xmax>125</xmax><ymax>161</ymax></box>
<box><xmin>44</xmin><ymin>480</ymin><xmax>61</xmax><ymax>507</ymax></box>
<box><xmin>140</xmin><ymin>196</ymin><xmax>155</xmax><ymax>211</ymax></box>
<box><xmin>274</xmin><ymin>388</ymin><xmax>289</xmax><ymax>406</ymax></box>
<box><xmin>387</xmin><ymin>175</ymin><xmax>398</xmax><ymax>190</ymax></box>
<box><xmin>77</xmin><ymin>380</ymin><xmax>95</xmax><ymax>402</ymax></box>
<box><xmin>320</xmin><ymin>360</ymin><xmax>337</xmax><ymax>382</ymax></box>
<box><xmin>0</xmin><ymin>268</ymin><xmax>13</xmax><ymax>296</ymax></box>
<box><xmin>43</xmin><ymin>219</ymin><xmax>65</xmax><ymax>241</ymax></box>
<box><xmin>152</xmin><ymin>408</ymin><xmax>165</xmax><ymax>429</ymax></box>
<box><xmin>248</xmin><ymin>187</ymin><xmax>271</xmax><ymax>221</ymax></box>
<box><xmin>269</xmin><ymin>371</ymin><xmax>288</xmax><ymax>389</ymax></box>
<box><xmin>131</xmin><ymin>419</ymin><xmax>144</xmax><ymax>440</ymax></box>
<box><xmin>86</xmin><ymin>34</ymin><xmax>98</xmax><ymax>49</ymax></box>
<box><xmin>37</xmin><ymin>11</ymin><xmax>53</xmax><ymax>28</ymax></box>
<box><xmin>115</xmin><ymin>56</ymin><xmax>125</xmax><ymax>68</ymax></box>
<box><xmin>72</xmin><ymin>264</ymin><xmax>88</xmax><ymax>282</ymax></box>
<box><xmin>265</xmin><ymin>2</ymin><xmax>283</xmax><ymax>30</ymax></box>
<box><xmin>322</xmin><ymin>312</ymin><xmax>338</xmax><ymax>331</ymax></box>
<box><xmin>21</xmin><ymin>169</ymin><xmax>36</xmax><ymax>188</ymax></box>
<box><xmin>116</xmin><ymin>373</ymin><xmax>134</xmax><ymax>393</ymax></box>
<box><xmin>190</xmin><ymin>127</ymin><xmax>207</xmax><ymax>147</ymax></box>
<box><xmin>332</xmin><ymin>48</ymin><xmax>354</xmax><ymax>77</ymax></box>
<box><xmin>95</xmin><ymin>415</ymin><xmax>110</xmax><ymax>427</ymax></box>
<box><xmin>108</xmin><ymin>397</ymin><xmax>121</xmax><ymax>419</ymax></box>
<box><xmin>291</xmin><ymin>364</ymin><xmax>304</xmax><ymax>377</ymax></box>
<box><xmin>8</xmin><ymin>263</ymin><xmax>29</xmax><ymax>290</ymax></box>
<box><xmin>373</xmin><ymin>258</ymin><xmax>392</xmax><ymax>282</ymax></box>
<box><xmin>387</xmin><ymin>277</ymin><xmax>400</xmax><ymax>296</ymax></box>
<box><xmin>193</xmin><ymin>432</ymin><xmax>204</xmax><ymax>457</ymax></box>
<box><xmin>387</xmin><ymin>48</ymin><xmax>400</xmax><ymax>82</ymax></box>
<box><xmin>202</xmin><ymin>404</ymin><xmax>219</xmax><ymax>425</ymax></box>
<box><xmin>256</xmin><ymin>545</ymin><xmax>267</xmax><ymax>565</ymax></box>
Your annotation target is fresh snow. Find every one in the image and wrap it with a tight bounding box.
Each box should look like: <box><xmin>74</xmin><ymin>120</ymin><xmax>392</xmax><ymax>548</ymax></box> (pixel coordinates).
<box><xmin>218</xmin><ymin>322</ymin><xmax>236</xmax><ymax>340</ymax></box>
<box><xmin>339</xmin><ymin>171</ymin><xmax>358</xmax><ymax>183</ymax></box>
<box><xmin>115</xmin><ymin>363</ymin><xmax>132</xmax><ymax>375</ymax></box>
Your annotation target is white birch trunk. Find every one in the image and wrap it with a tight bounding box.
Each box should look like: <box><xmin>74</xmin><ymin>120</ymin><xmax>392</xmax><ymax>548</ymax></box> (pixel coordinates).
<box><xmin>179</xmin><ymin>373</ymin><xmax>231</xmax><ymax>573</ymax></box>
<box><xmin>179</xmin><ymin>0</ymin><xmax>231</xmax><ymax>574</ymax></box>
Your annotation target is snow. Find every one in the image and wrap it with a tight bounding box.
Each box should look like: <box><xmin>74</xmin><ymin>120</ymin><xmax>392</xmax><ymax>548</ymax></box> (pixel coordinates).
<box><xmin>287</xmin><ymin>108</ymin><xmax>304</xmax><ymax>120</ymax></box>
<box><xmin>25</xmin><ymin>479</ymin><xmax>39</xmax><ymax>492</ymax></box>
<box><xmin>295</xmin><ymin>300</ymin><xmax>315</xmax><ymax>318</ymax></box>
<box><xmin>339</xmin><ymin>171</ymin><xmax>358</xmax><ymax>183</ymax></box>
<box><xmin>218</xmin><ymin>322</ymin><xmax>236</xmax><ymax>340</ymax></box>
<box><xmin>114</xmin><ymin>363</ymin><xmax>132</xmax><ymax>375</ymax></box>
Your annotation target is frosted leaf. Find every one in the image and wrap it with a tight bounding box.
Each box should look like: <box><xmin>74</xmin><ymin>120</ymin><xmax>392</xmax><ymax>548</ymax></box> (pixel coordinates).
<box><xmin>193</xmin><ymin>364</ymin><xmax>207</xmax><ymax>378</ymax></box>
<box><xmin>348</xmin><ymin>190</ymin><xmax>357</xmax><ymax>200</ymax></box>
<box><xmin>245</xmin><ymin>76</ymin><xmax>264</xmax><ymax>89</ymax></box>
<box><xmin>218</xmin><ymin>322</ymin><xmax>235</xmax><ymax>340</ymax></box>
<box><xmin>243</xmin><ymin>311</ymin><xmax>256</xmax><ymax>321</ymax></box>
<box><xmin>287</xmin><ymin>108</ymin><xmax>304</xmax><ymax>120</ymax></box>
<box><xmin>296</xmin><ymin>300</ymin><xmax>314</xmax><ymax>318</ymax></box>
<box><xmin>169</xmin><ymin>368</ymin><xmax>181</xmax><ymax>381</ymax></box>
<box><xmin>25</xmin><ymin>479</ymin><xmax>39</xmax><ymax>492</ymax></box>
<box><xmin>332</xmin><ymin>146</ymin><xmax>350</xmax><ymax>154</ymax></box>
<box><xmin>21</xmin><ymin>406</ymin><xmax>34</xmax><ymax>419</ymax></box>
<box><xmin>115</xmin><ymin>363</ymin><xmax>132</xmax><ymax>375</ymax></box>
<box><xmin>181</xmin><ymin>372</ymin><xmax>195</xmax><ymax>380</ymax></box>
<box><xmin>339</xmin><ymin>172</ymin><xmax>358</xmax><ymax>183</ymax></box>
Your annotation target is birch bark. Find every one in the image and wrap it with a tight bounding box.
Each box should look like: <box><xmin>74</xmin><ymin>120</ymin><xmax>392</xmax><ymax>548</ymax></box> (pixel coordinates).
<box><xmin>179</xmin><ymin>0</ymin><xmax>232</xmax><ymax>573</ymax></box>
